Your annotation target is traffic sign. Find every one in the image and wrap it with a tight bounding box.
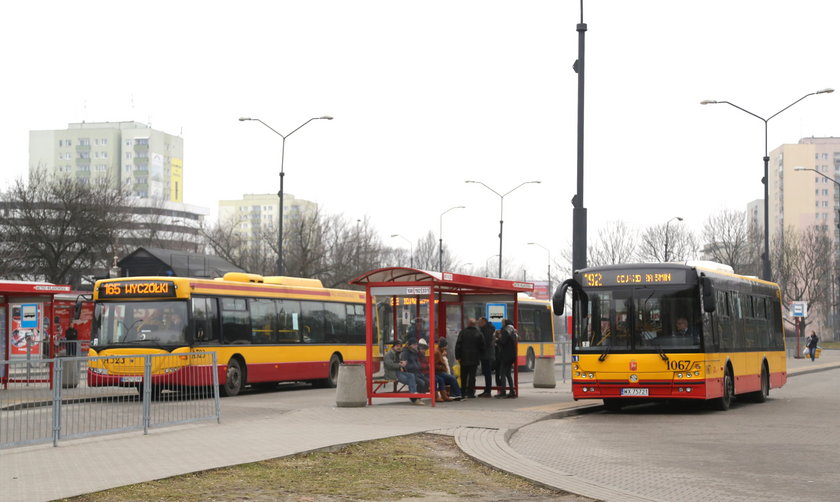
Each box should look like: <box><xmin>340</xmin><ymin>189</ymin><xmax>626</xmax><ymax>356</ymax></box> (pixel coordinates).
<box><xmin>791</xmin><ymin>301</ymin><xmax>808</xmax><ymax>318</ymax></box>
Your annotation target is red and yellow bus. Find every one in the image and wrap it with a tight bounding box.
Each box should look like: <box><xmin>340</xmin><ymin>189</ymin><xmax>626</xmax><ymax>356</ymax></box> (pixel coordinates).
<box><xmin>87</xmin><ymin>273</ymin><xmax>376</xmax><ymax>396</ymax></box>
<box><xmin>463</xmin><ymin>296</ymin><xmax>555</xmax><ymax>371</ymax></box>
<box><xmin>554</xmin><ymin>262</ymin><xmax>786</xmax><ymax>410</ymax></box>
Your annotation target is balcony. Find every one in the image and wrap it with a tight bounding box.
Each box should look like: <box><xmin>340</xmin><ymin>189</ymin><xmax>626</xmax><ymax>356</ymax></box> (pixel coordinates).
<box><xmin>75</xmin><ymin>144</ymin><xmax>91</xmax><ymax>153</ymax></box>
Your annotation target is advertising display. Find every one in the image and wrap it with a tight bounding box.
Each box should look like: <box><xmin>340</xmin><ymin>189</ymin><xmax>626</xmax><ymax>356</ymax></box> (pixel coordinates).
<box><xmin>9</xmin><ymin>303</ymin><xmax>43</xmax><ymax>357</ymax></box>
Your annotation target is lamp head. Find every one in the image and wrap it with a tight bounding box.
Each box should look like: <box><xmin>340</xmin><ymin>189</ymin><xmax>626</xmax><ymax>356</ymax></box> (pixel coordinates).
<box><xmin>238</xmin><ymin>117</ymin><xmax>252</xmax><ymax>121</ymax></box>
<box><xmin>817</xmin><ymin>88</ymin><xmax>834</xmax><ymax>94</ymax></box>
<box><xmin>700</xmin><ymin>100</ymin><xmax>718</xmax><ymax>105</ymax></box>
<box><xmin>677</xmin><ymin>216</ymin><xmax>684</xmax><ymax>221</ymax></box>
<box><xmin>794</xmin><ymin>167</ymin><xmax>806</xmax><ymax>171</ymax></box>
<box><xmin>319</xmin><ymin>116</ymin><xmax>334</xmax><ymax>120</ymax></box>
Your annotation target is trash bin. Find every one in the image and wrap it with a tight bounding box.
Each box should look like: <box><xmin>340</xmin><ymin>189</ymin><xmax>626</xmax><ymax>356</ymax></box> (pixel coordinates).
<box><xmin>336</xmin><ymin>363</ymin><xmax>366</xmax><ymax>407</ymax></box>
<box><xmin>533</xmin><ymin>356</ymin><xmax>556</xmax><ymax>389</ymax></box>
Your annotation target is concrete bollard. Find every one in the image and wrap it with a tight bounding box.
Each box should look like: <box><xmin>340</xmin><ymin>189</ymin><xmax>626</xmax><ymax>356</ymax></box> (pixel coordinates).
<box><xmin>336</xmin><ymin>363</ymin><xmax>367</xmax><ymax>407</ymax></box>
<box><xmin>532</xmin><ymin>356</ymin><xmax>556</xmax><ymax>389</ymax></box>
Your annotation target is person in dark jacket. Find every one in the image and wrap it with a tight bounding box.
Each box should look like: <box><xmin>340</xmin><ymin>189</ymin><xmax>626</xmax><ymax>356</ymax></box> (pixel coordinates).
<box><xmin>455</xmin><ymin>318</ymin><xmax>484</xmax><ymax>398</ymax></box>
<box><xmin>495</xmin><ymin>319</ymin><xmax>517</xmax><ymax>398</ymax></box>
<box><xmin>807</xmin><ymin>331</ymin><xmax>820</xmax><ymax>362</ymax></box>
<box><xmin>400</xmin><ymin>338</ymin><xmax>429</xmax><ymax>396</ymax></box>
<box><xmin>477</xmin><ymin>317</ymin><xmax>496</xmax><ymax>397</ymax></box>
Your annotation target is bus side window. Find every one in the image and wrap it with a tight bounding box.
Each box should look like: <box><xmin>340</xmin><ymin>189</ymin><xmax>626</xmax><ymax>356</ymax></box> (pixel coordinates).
<box><xmin>221</xmin><ymin>297</ymin><xmax>251</xmax><ymax>344</ymax></box>
<box><xmin>192</xmin><ymin>297</ymin><xmax>218</xmax><ymax>344</ymax></box>
<box><xmin>277</xmin><ymin>299</ymin><xmax>302</xmax><ymax>343</ymax></box>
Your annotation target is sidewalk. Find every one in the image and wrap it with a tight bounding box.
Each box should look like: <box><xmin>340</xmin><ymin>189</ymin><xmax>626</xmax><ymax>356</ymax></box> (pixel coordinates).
<box><xmin>3</xmin><ymin>352</ymin><xmax>838</xmax><ymax>502</ymax></box>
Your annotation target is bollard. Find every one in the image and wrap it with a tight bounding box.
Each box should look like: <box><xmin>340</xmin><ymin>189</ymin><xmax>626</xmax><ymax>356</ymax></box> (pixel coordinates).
<box><xmin>532</xmin><ymin>356</ymin><xmax>556</xmax><ymax>389</ymax></box>
<box><xmin>336</xmin><ymin>363</ymin><xmax>367</xmax><ymax>407</ymax></box>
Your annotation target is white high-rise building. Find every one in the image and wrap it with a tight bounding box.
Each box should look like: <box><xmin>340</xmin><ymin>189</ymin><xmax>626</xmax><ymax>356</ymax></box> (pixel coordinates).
<box><xmin>29</xmin><ymin>121</ymin><xmax>184</xmax><ymax>202</ymax></box>
<box><xmin>218</xmin><ymin>193</ymin><xmax>318</xmax><ymax>245</ymax></box>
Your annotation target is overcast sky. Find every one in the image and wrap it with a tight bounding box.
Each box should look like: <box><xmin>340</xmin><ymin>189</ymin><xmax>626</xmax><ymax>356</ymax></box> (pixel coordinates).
<box><xmin>2</xmin><ymin>1</ymin><xmax>838</xmax><ymax>279</ymax></box>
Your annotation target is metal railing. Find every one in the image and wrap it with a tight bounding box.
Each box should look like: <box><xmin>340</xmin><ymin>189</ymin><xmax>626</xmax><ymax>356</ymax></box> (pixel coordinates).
<box><xmin>1</xmin><ymin>352</ymin><xmax>221</xmax><ymax>449</ymax></box>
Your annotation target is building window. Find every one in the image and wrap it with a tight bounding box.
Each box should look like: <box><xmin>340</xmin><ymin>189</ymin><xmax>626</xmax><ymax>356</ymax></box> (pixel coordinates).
<box><xmin>125</xmin><ymin>152</ymin><xmax>133</xmax><ymax>159</ymax></box>
<box><xmin>78</xmin><ymin>138</ymin><xmax>90</xmax><ymax>146</ymax></box>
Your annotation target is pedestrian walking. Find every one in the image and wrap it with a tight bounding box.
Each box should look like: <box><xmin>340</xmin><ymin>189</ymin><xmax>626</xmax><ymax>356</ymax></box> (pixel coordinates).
<box><xmin>477</xmin><ymin>317</ymin><xmax>496</xmax><ymax>397</ymax></box>
<box><xmin>807</xmin><ymin>331</ymin><xmax>820</xmax><ymax>362</ymax></box>
<box><xmin>455</xmin><ymin>318</ymin><xmax>484</xmax><ymax>398</ymax></box>
<box><xmin>495</xmin><ymin>319</ymin><xmax>517</xmax><ymax>398</ymax></box>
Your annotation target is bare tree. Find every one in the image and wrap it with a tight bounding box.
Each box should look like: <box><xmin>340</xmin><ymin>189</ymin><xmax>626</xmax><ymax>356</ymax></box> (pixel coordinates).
<box><xmin>0</xmin><ymin>173</ymin><xmax>132</xmax><ymax>286</ymax></box>
<box><xmin>638</xmin><ymin>222</ymin><xmax>698</xmax><ymax>263</ymax></box>
<box><xmin>772</xmin><ymin>226</ymin><xmax>833</xmax><ymax>331</ymax></box>
<box><xmin>701</xmin><ymin>209</ymin><xmax>752</xmax><ymax>273</ymax></box>
<box><xmin>588</xmin><ymin>220</ymin><xmax>637</xmax><ymax>266</ymax></box>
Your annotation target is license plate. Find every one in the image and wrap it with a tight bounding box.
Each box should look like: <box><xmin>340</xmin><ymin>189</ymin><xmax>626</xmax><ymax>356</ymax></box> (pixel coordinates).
<box><xmin>121</xmin><ymin>376</ymin><xmax>143</xmax><ymax>383</ymax></box>
<box><xmin>620</xmin><ymin>388</ymin><xmax>649</xmax><ymax>397</ymax></box>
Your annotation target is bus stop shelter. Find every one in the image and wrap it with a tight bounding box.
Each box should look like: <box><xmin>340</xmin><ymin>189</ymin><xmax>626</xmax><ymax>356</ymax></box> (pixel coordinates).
<box><xmin>350</xmin><ymin>267</ymin><xmax>534</xmax><ymax>406</ymax></box>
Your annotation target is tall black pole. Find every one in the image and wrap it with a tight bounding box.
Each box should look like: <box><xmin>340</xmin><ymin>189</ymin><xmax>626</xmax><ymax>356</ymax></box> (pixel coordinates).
<box><xmin>278</xmin><ymin>138</ymin><xmax>286</xmax><ymax>276</ymax></box>
<box><xmin>498</xmin><ymin>218</ymin><xmax>504</xmax><ymax>278</ymax></box>
<box><xmin>571</xmin><ymin>1</ymin><xmax>588</xmax><ymax>273</ymax></box>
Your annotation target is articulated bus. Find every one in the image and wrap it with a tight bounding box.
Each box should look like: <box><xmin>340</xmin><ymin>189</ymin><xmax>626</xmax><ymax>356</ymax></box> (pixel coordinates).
<box><xmin>554</xmin><ymin>262</ymin><xmax>786</xmax><ymax>410</ymax></box>
<box><xmin>87</xmin><ymin>273</ymin><xmax>376</xmax><ymax>396</ymax></box>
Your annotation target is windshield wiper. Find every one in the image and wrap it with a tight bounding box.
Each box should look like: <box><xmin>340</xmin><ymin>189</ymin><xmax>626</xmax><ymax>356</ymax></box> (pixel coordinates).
<box><xmin>650</xmin><ymin>339</ymin><xmax>669</xmax><ymax>362</ymax></box>
<box><xmin>598</xmin><ymin>343</ymin><xmax>610</xmax><ymax>361</ymax></box>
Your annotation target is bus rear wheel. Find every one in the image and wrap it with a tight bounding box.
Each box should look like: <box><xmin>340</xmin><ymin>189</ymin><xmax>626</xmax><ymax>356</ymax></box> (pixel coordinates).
<box><xmin>221</xmin><ymin>358</ymin><xmax>244</xmax><ymax>397</ymax></box>
<box><xmin>711</xmin><ymin>368</ymin><xmax>734</xmax><ymax>411</ymax></box>
<box><xmin>748</xmin><ymin>365</ymin><xmax>769</xmax><ymax>403</ymax></box>
<box><xmin>318</xmin><ymin>354</ymin><xmax>341</xmax><ymax>388</ymax></box>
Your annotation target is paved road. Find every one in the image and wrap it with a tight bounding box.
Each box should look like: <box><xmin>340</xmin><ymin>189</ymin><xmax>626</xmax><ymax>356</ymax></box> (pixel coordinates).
<box><xmin>509</xmin><ymin>360</ymin><xmax>840</xmax><ymax>502</ymax></box>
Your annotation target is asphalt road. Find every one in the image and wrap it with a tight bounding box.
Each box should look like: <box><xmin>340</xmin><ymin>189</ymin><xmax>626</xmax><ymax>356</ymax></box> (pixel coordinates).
<box><xmin>510</xmin><ymin>367</ymin><xmax>840</xmax><ymax>502</ymax></box>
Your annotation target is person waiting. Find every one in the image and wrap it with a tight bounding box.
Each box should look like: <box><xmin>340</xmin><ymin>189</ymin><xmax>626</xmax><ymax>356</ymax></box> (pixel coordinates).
<box><xmin>433</xmin><ymin>338</ymin><xmax>463</xmax><ymax>401</ymax></box>
<box><xmin>383</xmin><ymin>341</ymin><xmax>420</xmax><ymax>404</ymax></box>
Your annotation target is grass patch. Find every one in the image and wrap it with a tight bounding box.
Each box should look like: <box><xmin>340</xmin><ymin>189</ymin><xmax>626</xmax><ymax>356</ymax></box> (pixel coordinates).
<box><xmin>819</xmin><ymin>341</ymin><xmax>840</xmax><ymax>349</ymax></box>
<box><xmin>60</xmin><ymin>434</ymin><xmax>582</xmax><ymax>502</ymax></box>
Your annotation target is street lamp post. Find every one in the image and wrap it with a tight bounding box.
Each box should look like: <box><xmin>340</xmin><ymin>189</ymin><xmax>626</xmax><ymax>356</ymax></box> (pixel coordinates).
<box><xmin>663</xmin><ymin>216</ymin><xmax>683</xmax><ymax>262</ymax></box>
<box><xmin>390</xmin><ymin>234</ymin><xmax>414</xmax><ymax>268</ymax></box>
<box><xmin>700</xmin><ymin>88</ymin><xmax>833</xmax><ymax>281</ymax></box>
<box><xmin>239</xmin><ymin>116</ymin><xmax>332</xmax><ymax>276</ymax></box>
<box><xmin>528</xmin><ymin>242</ymin><xmax>551</xmax><ymax>299</ymax></box>
<box><xmin>439</xmin><ymin>206</ymin><xmax>465</xmax><ymax>273</ymax></box>
<box><xmin>466</xmin><ymin>180</ymin><xmax>541</xmax><ymax>277</ymax></box>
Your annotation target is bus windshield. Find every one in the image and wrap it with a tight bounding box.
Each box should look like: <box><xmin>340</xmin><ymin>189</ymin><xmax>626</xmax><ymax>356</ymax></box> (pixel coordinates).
<box><xmin>576</xmin><ymin>286</ymin><xmax>701</xmax><ymax>352</ymax></box>
<box><xmin>92</xmin><ymin>301</ymin><xmax>189</xmax><ymax>347</ymax></box>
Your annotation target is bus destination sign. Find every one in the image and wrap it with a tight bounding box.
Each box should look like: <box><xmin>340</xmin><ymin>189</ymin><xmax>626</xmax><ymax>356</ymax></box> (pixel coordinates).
<box><xmin>98</xmin><ymin>280</ymin><xmax>177</xmax><ymax>299</ymax></box>
<box><xmin>581</xmin><ymin>270</ymin><xmax>686</xmax><ymax>288</ymax></box>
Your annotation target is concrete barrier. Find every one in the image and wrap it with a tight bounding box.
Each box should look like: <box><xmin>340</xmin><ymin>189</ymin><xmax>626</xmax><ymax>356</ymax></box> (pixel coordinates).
<box><xmin>533</xmin><ymin>356</ymin><xmax>556</xmax><ymax>389</ymax></box>
<box><xmin>336</xmin><ymin>363</ymin><xmax>367</xmax><ymax>407</ymax></box>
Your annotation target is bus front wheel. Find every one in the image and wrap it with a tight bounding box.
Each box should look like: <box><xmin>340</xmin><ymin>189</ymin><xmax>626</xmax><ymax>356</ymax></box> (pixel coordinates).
<box><xmin>221</xmin><ymin>358</ymin><xmax>245</xmax><ymax>397</ymax></box>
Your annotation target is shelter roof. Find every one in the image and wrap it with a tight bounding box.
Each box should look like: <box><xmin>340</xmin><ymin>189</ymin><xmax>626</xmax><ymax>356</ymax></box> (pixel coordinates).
<box><xmin>350</xmin><ymin>267</ymin><xmax>534</xmax><ymax>296</ymax></box>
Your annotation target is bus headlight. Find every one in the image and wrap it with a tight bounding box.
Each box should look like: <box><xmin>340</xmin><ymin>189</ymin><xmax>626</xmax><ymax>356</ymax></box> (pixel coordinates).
<box><xmin>677</xmin><ymin>373</ymin><xmax>683</xmax><ymax>379</ymax></box>
<box><xmin>588</xmin><ymin>373</ymin><xmax>594</xmax><ymax>379</ymax></box>
<box><xmin>575</xmin><ymin>372</ymin><xmax>581</xmax><ymax>377</ymax></box>
<box><xmin>694</xmin><ymin>371</ymin><xmax>700</xmax><ymax>377</ymax></box>
<box><xmin>90</xmin><ymin>367</ymin><xmax>109</xmax><ymax>375</ymax></box>
<box><xmin>695</xmin><ymin>364</ymin><xmax>701</xmax><ymax>370</ymax></box>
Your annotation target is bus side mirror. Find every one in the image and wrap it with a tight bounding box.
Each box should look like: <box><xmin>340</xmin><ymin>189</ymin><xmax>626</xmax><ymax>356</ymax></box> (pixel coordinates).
<box><xmin>701</xmin><ymin>276</ymin><xmax>715</xmax><ymax>313</ymax></box>
<box><xmin>553</xmin><ymin>279</ymin><xmax>588</xmax><ymax>317</ymax></box>
<box><xmin>74</xmin><ymin>295</ymin><xmax>92</xmax><ymax>320</ymax></box>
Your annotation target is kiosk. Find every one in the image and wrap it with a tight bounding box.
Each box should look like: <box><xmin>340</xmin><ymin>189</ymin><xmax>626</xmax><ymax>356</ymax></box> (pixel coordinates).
<box><xmin>1</xmin><ymin>281</ymin><xmax>73</xmax><ymax>387</ymax></box>
<box><xmin>350</xmin><ymin>268</ymin><xmax>533</xmax><ymax>406</ymax></box>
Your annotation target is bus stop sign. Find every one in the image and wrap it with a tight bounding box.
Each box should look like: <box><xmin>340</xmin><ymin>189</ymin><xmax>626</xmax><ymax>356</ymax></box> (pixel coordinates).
<box><xmin>791</xmin><ymin>301</ymin><xmax>808</xmax><ymax>318</ymax></box>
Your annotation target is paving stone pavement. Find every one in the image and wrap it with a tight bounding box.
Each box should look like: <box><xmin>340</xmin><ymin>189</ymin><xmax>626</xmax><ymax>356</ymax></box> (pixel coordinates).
<box><xmin>3</xmin><ymin>354</ymin><xmax>838</xmax><ymax>502</ymax></box>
